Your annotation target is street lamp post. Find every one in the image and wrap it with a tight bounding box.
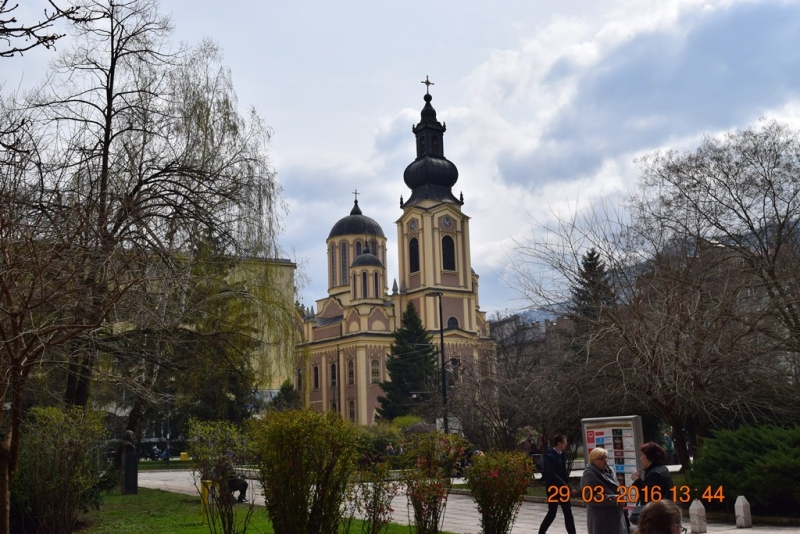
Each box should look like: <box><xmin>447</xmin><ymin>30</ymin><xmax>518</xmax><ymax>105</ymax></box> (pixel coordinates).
<box><xmin>426</xmin><ymin>291</ymin><xmax>448</xmax><ymax>434</ymax></box>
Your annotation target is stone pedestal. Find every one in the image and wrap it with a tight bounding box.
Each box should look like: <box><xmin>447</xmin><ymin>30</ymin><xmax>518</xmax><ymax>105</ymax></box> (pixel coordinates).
<box><xmin>690</xmin><ymin>499</ymin><xmax>707</xmax><ymax>533</ymax></box>
<box><xmin>735</xmin><ymin>496</ymin><xmax>752</xmax><ymax>528</ymax></box>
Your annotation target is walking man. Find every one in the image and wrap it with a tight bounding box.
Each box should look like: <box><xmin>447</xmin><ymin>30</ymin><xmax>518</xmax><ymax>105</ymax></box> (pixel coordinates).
<box><xmin>539</xmin><ymin>434</ymin><xmax>577</xmax><ymax>534</ymax></box>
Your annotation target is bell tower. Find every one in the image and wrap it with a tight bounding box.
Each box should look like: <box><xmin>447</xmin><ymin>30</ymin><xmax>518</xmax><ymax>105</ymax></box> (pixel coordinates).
<box><xmin>396</xmin><ymin>82</ymin><xmax>481</xmax><ymax>335</ymax></box>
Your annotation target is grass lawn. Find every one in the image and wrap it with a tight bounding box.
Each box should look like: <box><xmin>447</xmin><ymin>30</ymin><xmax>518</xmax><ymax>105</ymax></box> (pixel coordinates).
<box><xmin>137</xmin><ymin>460</ymin><xmax>194</xmax><ymax>471</ymax></box>
<box><xmin>77</xmin><ymin>488</ymin><xmax>451</xmax><ymax>533</ymax></box>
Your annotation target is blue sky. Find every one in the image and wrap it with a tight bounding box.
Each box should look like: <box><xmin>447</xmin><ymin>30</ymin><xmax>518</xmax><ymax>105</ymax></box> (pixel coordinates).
<box><xmin>6</xmin><ymin>0</ymin><xmax>800</xmax><ymax>315</ymax></box>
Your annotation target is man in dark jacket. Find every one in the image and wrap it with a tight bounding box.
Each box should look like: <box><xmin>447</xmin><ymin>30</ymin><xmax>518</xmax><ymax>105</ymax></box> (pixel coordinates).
<box><xmin>538</xmin><ymin>434</ymin><xmax>577</xmax><ymax>534</ymax></box>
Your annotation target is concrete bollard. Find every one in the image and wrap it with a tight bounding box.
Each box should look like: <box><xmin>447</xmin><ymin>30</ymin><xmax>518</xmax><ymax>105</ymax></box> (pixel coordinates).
<box><xmin>735</xmin><ymin>496</ymin><xmax>752</xmax><ymax>528</ymax></box>
<box><xmin>690</xmin><ymin>499</ymin><xmax>707</xmax><ymax>533</ymax></box>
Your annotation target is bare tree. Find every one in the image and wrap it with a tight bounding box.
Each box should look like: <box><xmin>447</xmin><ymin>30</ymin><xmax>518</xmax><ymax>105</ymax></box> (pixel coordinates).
<box><xmin>511</xmin><ymin>158</ymin><xmax>799</xmax><ymax>468</ymax></box>
<box><xmin>1</xmin><ymin>1</ymin><xmax>87</xmax><ymax>157</ymax></box>
<box><xmin>638</xmin><ymin>119</ymin><xmax>800</xmax><ymax>365</ymax></box>
<box><xmin>0</xmin><ymin>0</ymin><xmax>81</xmax><ymax>57</ymax></box>
<box><xmin>449</xmin><ymin>315</ymin><xmax>575</xmax><ymax>451</ymax></box>
<box><xmin>27</xmin><ymin>1</ymin><xmax>284</xmax><ymax>407</ymax></box>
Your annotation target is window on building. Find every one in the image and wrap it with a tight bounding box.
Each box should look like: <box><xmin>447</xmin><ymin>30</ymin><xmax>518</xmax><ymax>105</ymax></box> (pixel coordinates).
<box><xmin>409</xmin><ymin>238</ymin><xmax>419</xmax><ymax>273</ymax></box>
<box><xmin>371</xmin><ymin>359</ymin><xmax>380</xmax><ymax>383</ymax></box>
<box><xmin>347</xmin><ymin>360</ymin><xmax>354</xmax><ymax>385</ymax></box>
<box><xmin>374</xmin><ymin>272</ymin><xmax>379</xmax><ymax>298</ymax></box>
<box><xmin>356</xmin><ymin>241</ymin><xmax>362</xmax><ymax>256</ymax></box>
<box><xmin>340</xmin><ymin>242</ymin><xmax>348</xmax><ymax>285</ymax></box>
<box><xmin>330</xmin><ymin>244</ymin><xmax>335</xmax><ymax>286</ymax></box>
<box><xmin>313</xmin><ymin>366</ymin><xmax>319</xmax><ymax>389</ymax></box>
<box><xmin>331</xmin><ymin>401</ymin><xmax>337</xmax><ymax>413</ymax></box>
<box><xmin>352</xmin><ymin>273</ymin><xmax>357</xmax><ymax>299</ymax></box>
<box><xmin>296</xmin><ymin>369</ymin><xmax>303</xmax><ymax>390</ymax></box>
<box><xmin>447</xmin><ymin>317</ymin><xmax>459</xmax><ymax>329</ymax></box>
<box><xmin>348</xmin><ymin>400</ymin><xmax>355</xmax><ymax>422</ymax></box>
<box><xmin>331</xmin><ymin>363</ymin><xmax>337</xmax><ymax>387</ymax></box>
<box><xmin>370</xmin><ymin>239</ymin><xmax>378</xmax><ymax>255</ymax></box>
<box><xmin>362</xmin><ymin>272</ymin><xmax>368</xmax><ymax>298</ymax></box>
<box><xmin>442</xmin><ymin>235</ymin><xmax>455</xmax><ymax>271</ymax></box>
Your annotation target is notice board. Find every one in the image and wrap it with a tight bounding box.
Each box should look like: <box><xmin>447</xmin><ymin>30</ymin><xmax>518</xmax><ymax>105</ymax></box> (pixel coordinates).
<box><xmin>581</xmin><ymin>415</ymin><xmax>644</xmax><ymax>487</ymax></box>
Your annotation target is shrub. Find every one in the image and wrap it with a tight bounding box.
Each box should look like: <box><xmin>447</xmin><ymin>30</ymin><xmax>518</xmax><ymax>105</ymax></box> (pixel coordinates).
<box><xmin>249</xmin><ymin>409</ymin><xmax>360</xmax><ymax>534</ymax></box>
<box><xmin>391</xmin><ymin>414</ymin><xmax>423</xmax><ymax>432</ymax></box>
<box><xmin>687</xmin><ymin>425</ymin><xmax>800</xmax><ymax>515</ymax></box>
<box><xmin>466</xmin><ymin>451</ymin><xmax>533</xmax><ymax>534</ymax></box>
<box><xmin>401</xmin><ymin>432</ymin><xmax>467</xmax><ymax>534</ymax></box>
<box><xmin>356</xmin><ymin>423</ymin><xmax>403</xmax><ymax>468</ymax></box>
<box><xmin>187</xmin><ymin>419</ymin><xmax>254</xmax><ymax>534</ymax></box>
<box><xmin>13</xmin><ymin>406</ymin><xmax>108</xmax><ymax>534</ymax></box>
<box><xmin>343</xmin><ymin>459</ymin><xmax>400</xmax><ymax>534</ymax></box>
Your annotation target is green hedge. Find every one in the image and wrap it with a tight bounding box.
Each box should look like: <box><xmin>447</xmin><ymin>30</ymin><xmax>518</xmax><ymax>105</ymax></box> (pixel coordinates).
<box><xmin>687</xmin><ymin>425</ymin><xmax>800</xmax><ymax>516</ymax></box>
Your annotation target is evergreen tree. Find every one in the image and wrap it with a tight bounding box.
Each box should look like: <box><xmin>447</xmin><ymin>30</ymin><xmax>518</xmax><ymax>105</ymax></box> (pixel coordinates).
<box><xmin>377</xmin><ymin>303</ymin><xmax>437</xmax><ymax>421</ymax></box>
<box><xmin>566</xmin><ymin>248</ymin><xmax>616</xmax><ymax>365</ymax></box>
<box><xmin>268</xmin><ymin>379</ymin><xmax>302</xmax><ymax>411</ymax></box>
<box><xmin>568</xmin><ymin>248</ymin><xmax>615</xmax><ymax>321</ymax></box>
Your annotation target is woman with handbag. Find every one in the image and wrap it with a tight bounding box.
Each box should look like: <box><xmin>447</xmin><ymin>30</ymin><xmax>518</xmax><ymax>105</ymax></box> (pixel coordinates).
<box><xmin>581</xmin><ymin>447</ymin><xmax>627</xmax><ymax>534</ymax></box>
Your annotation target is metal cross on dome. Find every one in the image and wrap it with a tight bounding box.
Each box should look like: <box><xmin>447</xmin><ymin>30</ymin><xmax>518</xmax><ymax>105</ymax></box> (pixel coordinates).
<box><xmin>421</xmin><ymin>76</ymin><xmax>434</xmax><ymax>95</ymax></box>
<box><xmin>352</xmin><ymin>189</ymin><xmax>359</xmax><ymax>202</ymax></box>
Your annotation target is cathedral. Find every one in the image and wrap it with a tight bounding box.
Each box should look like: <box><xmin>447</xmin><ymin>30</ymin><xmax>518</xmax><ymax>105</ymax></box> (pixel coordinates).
<box><xmin>296</xmin><ymin>87</ymin><xmax>493</xmax><ymax>425</ymax></box>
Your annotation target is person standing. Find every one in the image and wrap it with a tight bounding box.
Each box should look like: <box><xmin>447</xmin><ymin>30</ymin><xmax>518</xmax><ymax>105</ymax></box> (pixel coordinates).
<box><xmin>538</xmin><ymin>435</ymin><xmax>577</xmax><ymax>534</ymax></box>
<box><xmin>581</xmin><ymin>447</ymin><xmax>627</xmax><ymax>534</ymax></box>
<box><xmin>631</xmin><ymin>442</ymin><xmax>673</xmax><ymax>503</ymax></box>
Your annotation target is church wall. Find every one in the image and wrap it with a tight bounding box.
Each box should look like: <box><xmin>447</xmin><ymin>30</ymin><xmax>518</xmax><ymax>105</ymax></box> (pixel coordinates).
<box><xmin>368</xmin><ymin>309</ymin><xmax>391</xmax><ymax>331</ymax></box>
<box><xmin>441</xmin><ymin>272</ymin><xmax>459</xmax><ymax>286</ymax></box>
<box><xmin>346</xmin><ymin>313</ymin><xmax>360</xmax><ymax>333</ymax></box>
<box><xmin>314</xmin><ymin>324</ymin><xmax>342</xmax><ymax>341</ymax></box>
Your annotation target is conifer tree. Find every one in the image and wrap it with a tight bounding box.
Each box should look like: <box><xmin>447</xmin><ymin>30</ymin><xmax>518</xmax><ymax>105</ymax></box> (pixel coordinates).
<box><xmin>377</xmin><ymin>303</ymin><xmax>437</xmax><ymax>421</ymax></box>
<box><xmin>567</xmin><ymin>248</ymin><xmax>615</xmax><ymax>362</ymax></box>
<box><xmin>568</xmin><ymin>248</ymin><xmax>615</xmax><ymax>321</ymax></box>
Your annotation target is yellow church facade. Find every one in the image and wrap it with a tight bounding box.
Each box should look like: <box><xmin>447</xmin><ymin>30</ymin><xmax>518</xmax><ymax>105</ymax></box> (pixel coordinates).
<box><xmin>296</xmin><ymin>90</ymin><xmax>494</xmax><ymax>425</ymax></box>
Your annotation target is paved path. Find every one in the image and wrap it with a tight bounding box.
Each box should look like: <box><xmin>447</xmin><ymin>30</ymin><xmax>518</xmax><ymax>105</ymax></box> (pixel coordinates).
<box><xmin>138</xmin><ymin>470</ymin><xmax>800</xmax><ymax>534</ymax></box>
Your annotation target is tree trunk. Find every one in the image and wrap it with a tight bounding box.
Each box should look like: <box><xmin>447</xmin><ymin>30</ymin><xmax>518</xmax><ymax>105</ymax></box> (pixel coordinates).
<box><xmin>0</xmin><ymin>446</ymin><xmax>10</xmax><ymax>534</ymax></box>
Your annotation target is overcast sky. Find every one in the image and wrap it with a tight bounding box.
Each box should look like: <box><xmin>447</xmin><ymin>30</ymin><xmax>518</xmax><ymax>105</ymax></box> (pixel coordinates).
<box><xmin>7</xmin><ymin>0</ymin><xmax>800</xmax><ymax>314</ymax></box>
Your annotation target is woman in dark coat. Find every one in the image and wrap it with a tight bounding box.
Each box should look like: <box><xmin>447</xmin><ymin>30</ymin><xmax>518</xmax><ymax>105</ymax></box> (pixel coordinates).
<box><xmin>631</xmin><ymin>442</ymin><xmax>674</xmax><ymax>505</ymax></box>
<box><xmin>580</xmin><ymin>447</ymin><xmax>627</xmax><ymax>534</ymax></box>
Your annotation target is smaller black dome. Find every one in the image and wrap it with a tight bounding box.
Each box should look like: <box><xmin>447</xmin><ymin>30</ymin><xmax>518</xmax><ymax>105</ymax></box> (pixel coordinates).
<box><xmin>328</xmin><ymin>200</ymin><xmax>385</xmax><ymax>239</ymax></box>
<box><xmin>351</xmin><ymin>250</ymin><xmax>383</xmax><ymax>268</ymax></box>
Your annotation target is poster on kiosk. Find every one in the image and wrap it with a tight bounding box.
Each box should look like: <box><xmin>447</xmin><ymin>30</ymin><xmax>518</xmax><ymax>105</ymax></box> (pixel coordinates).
<box><xmin>581</xmin><ymin>415</ymin><xmax>644</xmax><ymax>487</ymax></box>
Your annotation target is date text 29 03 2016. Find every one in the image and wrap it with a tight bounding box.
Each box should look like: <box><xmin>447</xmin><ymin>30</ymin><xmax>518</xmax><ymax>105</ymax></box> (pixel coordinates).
<box><xmin>547</xmin><ymin>485</ymin><xmax>725</xmax><ymax>504</ymax></box>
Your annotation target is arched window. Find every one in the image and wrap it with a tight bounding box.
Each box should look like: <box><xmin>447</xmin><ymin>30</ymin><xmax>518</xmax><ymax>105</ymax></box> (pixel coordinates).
<box><xmin>370</xmin><ymin>239</ymin><xmax>378</xmax><ymax>255</ymax></box>
<box><xmin>371</xmin><ymin>359</ymin><xmax>380</xmax><ymax>383</ymax></box>
<box><xmin>409</xmin><ymin>238</ymin><xmax>419</xmax><ymax>273</ymax></box>
<box><xmin>340</xmin><ymin>242</ymin><xmax>348</xmax><ymax>285</ymax></box>
<box><xmin>356</xmin><ymin>241</ymin><xmax>362</xmax><ymax>256</ymax></box>
<box><xmin>447</xmin><ymin>316</ymin><xmax>459</xmax><ymax>329</ymax></box>
<box><xmin>347</xmin><ymin>360</ymin><xmax>354</xmax><ymax>385</ymax></box>
<box><xmin>442</xmin><ymin>235</ymin><xmax>455</xmax><ymax>271</ymax></box>
<box><xmin>352</xmin><ymin>273</ymin><xmax>357</xmax><ymax>299</ymax></box>
<box><xmin>313</xmin><ymin>366</ymin><xmax>320</xmax><ymax>389</ymax></box>
<box><xmin>362</xmin><ymin>272</ymin><xmax>368</xmax><ymax>298</ymax></box>
<box><xmin>330</xmin><ymin>363</ymin><xmax>337</xmax><ymax>387</ymax></box>
<box><xmin>374</xmin><ymin>272</ymin><xmax>379</xmax><ymax>298</ymax></box>
<box><xmin>348</xmin><ymin>400</ymin><xmax>356</xmax><ymax>422</ymax></box>
<box><xmin>330</xmin><ymin>244</ymin><xmax>336</xmax><ymax>286</ymax></box>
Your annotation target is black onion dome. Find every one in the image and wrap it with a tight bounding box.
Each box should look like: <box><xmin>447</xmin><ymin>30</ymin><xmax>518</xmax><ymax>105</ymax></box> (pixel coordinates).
<box><xmin>328</xmin><ymin>200</ymin><xmax>385</xmax><ymax>239</ymax></box>
<box><xmin>403</xmin><ymin>157</ymin><xmax>459</xmax><ymax>189</ymax></box>
<box><xmin>351</xmin><ymin>249</ymin><xmax>383</xmax><ymax>268</ymax></box>
<box><xmin>402</xmin><ymin>92</ymin><xmax>462</xmax><ymax>207</ymax></box>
